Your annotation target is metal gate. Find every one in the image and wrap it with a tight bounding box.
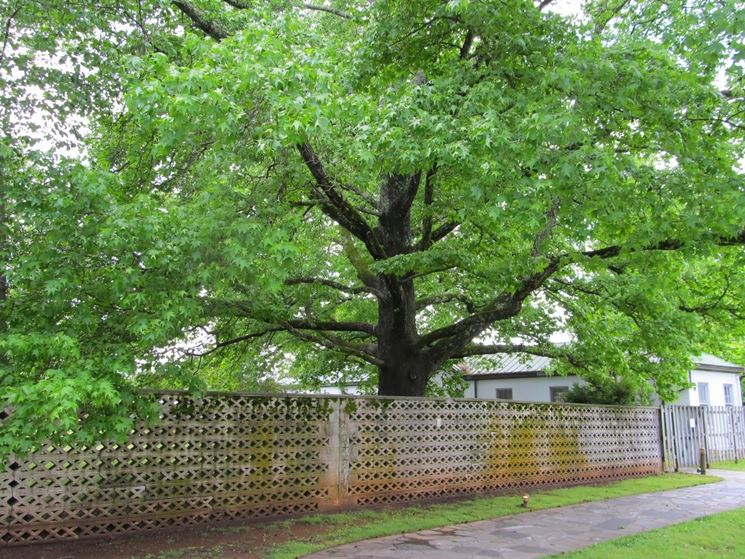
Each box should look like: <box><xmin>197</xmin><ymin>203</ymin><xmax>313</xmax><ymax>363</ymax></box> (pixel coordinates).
<box><xmin>661</xmin><ymin>405</ymin><xmax>745</xmax><ymax>470</ymax></box>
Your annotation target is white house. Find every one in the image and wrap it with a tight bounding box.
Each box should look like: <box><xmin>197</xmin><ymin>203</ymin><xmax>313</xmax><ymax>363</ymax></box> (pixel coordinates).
<box><xmin>461</xmin><ymin>353</ymin><xmax>744</xmax><ymax>406</ymax></box>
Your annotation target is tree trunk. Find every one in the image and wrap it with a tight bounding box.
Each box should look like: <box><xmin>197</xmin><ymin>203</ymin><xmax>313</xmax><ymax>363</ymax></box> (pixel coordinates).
<box><xmin>375</xmin><ymin>277</ymin><xmax>435</xmax><ymax>396</ymax></box>
<box><xmin>374</xmin><ymin>172</ymin><xmax>435</xmax><ymax>396</ymax></box>
<box><xmin>377</xmin><ymin>356</ymin><xmax>432</xmax><ymax>396</ymax></box>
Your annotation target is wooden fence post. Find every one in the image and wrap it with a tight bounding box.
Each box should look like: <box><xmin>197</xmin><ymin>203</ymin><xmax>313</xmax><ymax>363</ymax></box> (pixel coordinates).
<box><xmin>729</xmin><ymin>407</ymin><xmax>738</xmax><ymax>464</ymax></box>
<box><xmin>659</xmin><ymin>406</ymin><xmax>670</xmax><ymax>471</ymax></box>
<box><xmin>701</xmin><ymin>407</ymin><xmax>710</xmax><ymax>468</ymax></box>
<box><xmin>668</xmin><ymin>405</ymin><xmax>680</xmax><ymax>472</ymax></box>
<box><xmin>698</xmin><ymin>447</ymin><xmax>706</xmax><ymax>475</ymax></box>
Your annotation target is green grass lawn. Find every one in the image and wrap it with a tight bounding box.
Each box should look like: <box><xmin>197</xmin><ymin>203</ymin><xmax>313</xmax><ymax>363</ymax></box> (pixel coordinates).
<box><xmin>549</xmin><ymin>507</ymin><xmax>745</xmax><ymax>558</ymax></box>
<box><xmin>711</xmin><ymin>460</ymin><xmax>745</xmax><ymax>472</ymax></box>
<box><xmin>269</xmin><ymin>473</ymin><xmax>719</xmax><ymax>559</ymax></box>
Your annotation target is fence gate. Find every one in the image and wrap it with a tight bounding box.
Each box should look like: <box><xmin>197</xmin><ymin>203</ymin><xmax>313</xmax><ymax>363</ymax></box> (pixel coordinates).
<box><xmin>661</xmin><ymin>405</ymin><xmax>745</xmax><ymax>470</ymax></box>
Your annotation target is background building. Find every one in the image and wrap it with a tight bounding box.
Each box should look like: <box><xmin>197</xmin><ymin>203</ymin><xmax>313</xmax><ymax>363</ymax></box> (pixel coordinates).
<box><xmin>461</xmin><ymin>353</ymin><xmax>744</xmax><ymax>406</ymax></box>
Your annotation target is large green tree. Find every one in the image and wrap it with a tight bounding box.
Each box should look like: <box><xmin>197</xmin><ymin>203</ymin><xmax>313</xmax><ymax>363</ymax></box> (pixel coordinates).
<box><xmin>2</xmin><ymin>0</ymin><xmax>744</xmax><ymax>451</ymax></box>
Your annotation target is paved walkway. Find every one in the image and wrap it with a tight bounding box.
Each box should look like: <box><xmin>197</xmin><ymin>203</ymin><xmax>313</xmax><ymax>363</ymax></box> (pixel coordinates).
<box><xmin>307</xmin><ymin>469</ymin><xmax>745</xmax><ymax>559</ymax></box>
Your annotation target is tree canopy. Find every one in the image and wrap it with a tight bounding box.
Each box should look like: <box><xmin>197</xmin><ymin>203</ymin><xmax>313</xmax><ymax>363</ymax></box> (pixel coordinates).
<box><xmin>1</xmin><ymin>0</ymin><xmax>744</xmax><ymax>452</ymax></box>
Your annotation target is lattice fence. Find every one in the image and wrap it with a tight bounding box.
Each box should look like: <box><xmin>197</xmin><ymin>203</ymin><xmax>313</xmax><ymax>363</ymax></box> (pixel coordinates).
<box><xmin>1</xmin><ymin>393</ymin><xmax>662</xmax><ymax>546</ymax></box>
<box><xmin>344</xmin><ymin>399</ymin><xmax>661</xmax><ymax>505</ymax></box>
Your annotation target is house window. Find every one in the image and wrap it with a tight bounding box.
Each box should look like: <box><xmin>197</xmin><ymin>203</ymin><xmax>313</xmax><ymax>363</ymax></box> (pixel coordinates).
<box><xmin>724</xmin><ymin>384</ymin><xmax>734</xmax><ymax>406</ymax></box>
<box><xmin>697</xmin><ymin>382</ymin><xmax>710</xmax><ymax>406</ymax></box>
<box><xmin>495</xmin><ymin>388</ymin><xmax>513</xmax><ymax>400</ymax></box>
<box><xmin>550</xmin><ymin>386</ymin><xmax>569</xmax><ymax>403</ymax></box>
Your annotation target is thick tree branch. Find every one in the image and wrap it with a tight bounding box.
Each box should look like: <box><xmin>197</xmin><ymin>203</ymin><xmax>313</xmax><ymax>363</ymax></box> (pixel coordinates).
<box><xmin>718</xmin><ymin>228</ymin><xmax>745</xmax><ymax>246</ymax></box>
<box><xmin>582</xmin><ymin>228</ymin><xmax>745</xmax><ymax>259</ymax></box>
<box><xmin>537</xmin><ymin>0</ymin><xmax>555</xmax><ymax>10</ymax></box>
<box><xmin>172</xmin><ymin>1</ymin><xmax>228</xmax><ymax>41</ymax></box>
<box><xmin>549</xmin><ymin>277</ymin><xmax>604</xmax><ymax>297</ymax></box>
<box><xmin>299</xmin><ymin>3</ymin><xmax>352</xmax><ymax>19</ymax></box>
<box><xmin>531</xmin><ymin>198</ymin><xmax>559</xmax><ymax>257</ymax></box>
<box><xmin>420</xmin><ymin>167</ymin><xmax>436</xmax><ymax>250</ymax></box>
<box><xmin>592</xmin><ymin>0</ymin><xmax>632</xmax><ymax>36</ymax></box>
<box><xmin>421</xmin><ymin>257</ymin><xmax>563</xmax><ymax>357</ymax></box>
<box><xmin>338</xmin><ymin>182</ymin><xmax>380</xmax><ymax>213</ymax></box>
<box><xmin>222</xmin><ymin>0</ymin><xmax>250</xmax><ymax>7</ymax></box>
<box><xmin>281</xmin><ymin>321</ymin><xmax>383</xmax><ymax>366</ymax></box>
<box><xmin>375</xmin><ymin>171</ymin><xmax>423</xmax><ymax>259</ymax></box>
<box><xmin>720</xmin><ymin>89</ymin><xmax>741</xmax><ymax>100</ymax></box>
<box><xmin>0</xmin><ymin>5</ymin><xmax>21</xmax><ymax>65</ymax></box>
<box><xmin>223</xmin><ymin>0</ymin><xmax>352</xmax><ymax>19</ymax></box>
<box><xmin>669</xmin><ymin>273</ymin><xmax>740</xmax><ymax>318</ymax></box>
<box><xmin>185</xmin><ymin>312</ymin><xmax>375</xmax><ymax>360</ymax></box>
<box><xmin>459</xmin><ymin>29</ymin><xmax>474</xmax><ymax>59</ymax></box>
<box><xmin>378</xmin><ymin>172</ymin><xmax>421</xmax><ymax>223</ymax></box>
<box><xmin>202</xmin><ymin>297</ymin><xmax>377</xmax><ymax>335</ymax></box>
<box><xmin>297</xmin><ymin>142</ymin><xmax>386</xmax><ymax>259</ymax></box>
<box><xmin>286</xmin><ymin>318</ymin><xmax>376</xmax><ymax>336</ymax></box>
<box><xmin>185</xmin><ymin>327</ymin><xmax>282</xmax><ymax>357</ymax></box>
<box><xmin>285</xmin><ymin>276</ymin><xmax>381</xmax><ymax>297</ymax></box>
<box><xmin>431</xmin><ymin>221</ymin><xmax>459</xmax><ymax>243</ymax></box>
<box><xmin>415</xmin><ymin>221</ymin><xmax>458</xmax><ymax>251</ymax></box>
<box><xmin>391</xmin><ymin>16</ymin><xmax>461</xmax><ymax>49</ymax></box>
<box><xmin>679</xmin><ymin>299</ymin><xmax>734</xmax><ymax>315</ymax></box>
<box><xmin>403</xmin><ymin>172</ymin><xmax>423</xmax><ymax>214</ymax></box>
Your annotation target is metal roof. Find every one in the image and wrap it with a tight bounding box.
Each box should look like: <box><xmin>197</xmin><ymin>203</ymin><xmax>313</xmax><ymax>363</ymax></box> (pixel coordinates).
<box><xmin>693</xmin><ymin>354</ymin><xmax>743</xmax><ymax>370</ymax></box>
<box><xmin>461</xmin><ymin>353</ymin><xmax>553</xmax><ymax>376</ymax></box>
<box><xmin>460</xmin><ymin>352</ymin><xmax>744</xmax><ymax>377</ymax></box>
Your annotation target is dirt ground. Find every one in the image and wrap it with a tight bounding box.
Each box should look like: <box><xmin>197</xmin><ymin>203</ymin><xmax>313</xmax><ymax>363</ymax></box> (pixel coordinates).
<box><xmin>1</xmin><ymin>517</ymin><xmax>330</xmax><ymax>559</ymax></box>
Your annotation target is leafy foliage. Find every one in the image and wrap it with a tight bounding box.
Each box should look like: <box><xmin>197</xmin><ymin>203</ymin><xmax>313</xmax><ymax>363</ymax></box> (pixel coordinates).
<box><xmin>1</xmin><ymin>0</ymin><xmax>744</xmax><ymax>452</ymax></box>
<box><xmin>563</xmin><ymin>378</ymin><xmax>643</xmax><ymax>406</ymax></box>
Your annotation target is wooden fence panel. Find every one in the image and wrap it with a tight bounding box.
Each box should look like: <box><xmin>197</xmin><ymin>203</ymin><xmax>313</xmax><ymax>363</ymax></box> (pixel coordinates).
<box><xmin>2</xmin><ymin>393</ymin><xmax>662</xmax><ymax>547</ymax></box>
<box><xmin>661</xmin><ymin>405</ymin><xmax>745</xmax><ymax>469</ymax></box>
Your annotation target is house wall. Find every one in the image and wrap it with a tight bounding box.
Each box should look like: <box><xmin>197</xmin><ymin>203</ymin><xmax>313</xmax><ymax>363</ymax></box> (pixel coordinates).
<box><xmin>669</xmin><ymin>389</ymin><xmax>692</xmax><ymax>406</ymax></box>
<box><xmin>688</xmin><ymin>369</ymin><xmax>743</xmax><ymax>406</ymax></box>
<box><xmin>317</xmin><ymin>362</ymin><xmax>743</xmax><ymax>406</ymax></box>
<box><xmin>464</xmin><ymin>375</ymin><xmax>584</xmax><ymax>402</ymax></box>
<box><xmin>464</xmin><ymin>369</ymin><xmax>743</xmax><ymax>406</ymax></box>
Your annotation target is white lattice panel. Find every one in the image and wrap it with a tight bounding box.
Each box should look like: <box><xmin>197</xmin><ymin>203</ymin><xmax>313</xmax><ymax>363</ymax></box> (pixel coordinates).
<box><xmin>1</xmin><ymin>393</ymin><xmax>662</xmax><ymax>546</ymax></box>
<box><xmin>343</xmin><ymin>399</ymin><xmax>661</xmax><ymax>505</ymax></box>
<box><xmin>2</xmin><ymin>394</ymin><xmax>335</xmax><ymax>545</ymax></box>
